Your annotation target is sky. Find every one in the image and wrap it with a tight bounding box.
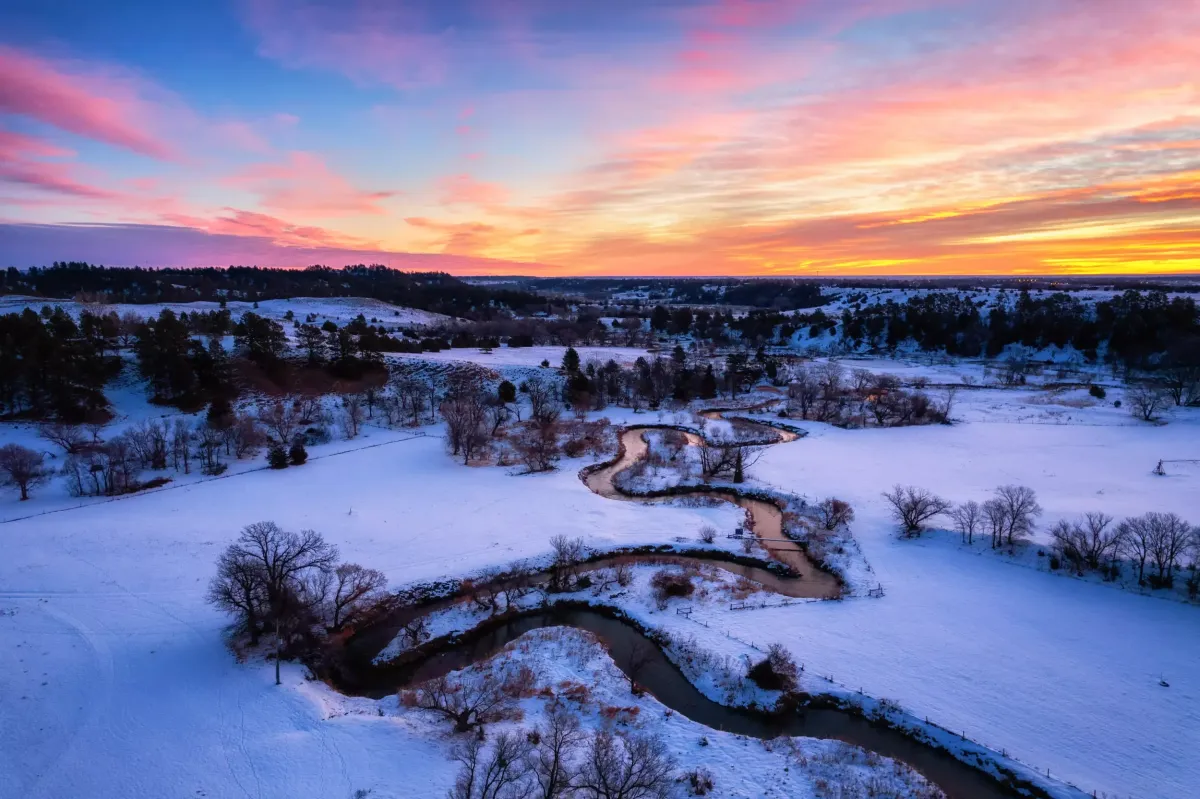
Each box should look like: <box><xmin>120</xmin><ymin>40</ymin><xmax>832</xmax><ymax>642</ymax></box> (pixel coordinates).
<box><xmin>1</xmin><ymin>0</ymin><xmax>1199</xmax><ymax>277</ymax></box>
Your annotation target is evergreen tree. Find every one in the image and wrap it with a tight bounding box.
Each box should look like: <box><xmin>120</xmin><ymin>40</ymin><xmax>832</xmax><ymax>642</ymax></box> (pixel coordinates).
<box><xmin>268</xmin><ymin>443</ymin><xmax>289</xmax><ymax>469</ymax></box>
<box><xmin>562</xmin><ymin>346</ymin><xmax>580</xmax><ymax>373</ymax></box>
<box><xmin>288</xmin><ymin>438</ymin><xmax>308</xmax><ymax>465</ymax></box>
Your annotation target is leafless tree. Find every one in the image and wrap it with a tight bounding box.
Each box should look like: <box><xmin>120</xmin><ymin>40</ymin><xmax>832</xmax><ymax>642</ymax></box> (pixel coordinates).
<box><xmin>126</xmin><ymin>419</ymin><xmax>168</xmax><ymax>469</ymax></box>
<box><xmin>341</xmin><ymin>393</ymin><xmax>365</xmax><ymax>439</ymax></box>
<box><xmin>577</xmin><ymin>732</ymin><xmax>675</xmax><ymax>799</ymax></box>
<box><xmin>949</xmin><ymin>500</ymin><xmax>982</xmax><ymax>544</ymax></box>
<box><xmin>0</xmin><ymin>444</ymin><xmax>49</xmax><ymax>501</ymax></box>
<box><xmin>697</xmin><ymin>435</ymin><xmax>763</xmax><ymax>482</ymax></box>
<box><xmin>549</xmin><ymin>535</ymin><xmax>586</xmax><ymax>591</ymax></box>
<box><xmin>397</xmin><ymin>615</ymin><xmax>430</xmax><ymax>649</ymax></box>
<box><xmin>207</xmin><ymin>521</ymin><xmax>338</xmax><ymax>680</ymax></box>
<box><xmin>170</xmin><ymin>417</ymin><xmax>192</xmax><ymax>473</ymax></box>
<box><xmin>1118</xmin><ymin>515</ymin><xmax>1155</xmax><ymax>584</ymax></box>
<box><xmin>259</xmin><ymin>397</ymin><xmax>302</xmax><ymax>444</ymax></box>
<box><xmin>1146</xmin><ymin>512</ymin><xmax>1193</xmax><ymax>585</ymax></box>
<box><xmin>324</xmin><ymin>563</ymin><xmax>387</xmax><ymax>631</ymax></box>
<box><xmin>195</xmin><ymin>422</ymin><xmax>226</xmax><ymax>474</ymax></box>
<box><xmin>228</xmin><ymin>414</ymin><xmax>266</xmax><ymax>459</ymax></box>
<box><xmin>514</xmin><ymin>419</ymin><xmax>560</xmax><ymax>473</ymax></box>
<box><xmin>881</xmin><ymin>485</ymin><xmax>951</xmax><ymax>536</ymax></box>
<box><xmin>38</xmin><ymin>422</ymin><xmax>87</xmax><ymax>455</ymax></box>
<box><xmin>1126</xmin><ymin>383</ymin><xmax>1169</xmax><ymax>423</ymax></box>
<box><xmin>614</xmin><ymin>562</ymin><xmax>633</xmax><ymax>587</ymax></box>
<box><xmin>786</xmin><ymin>367</ymin><xmax>819</xmax><ymax>419</ymax></box>
<box><xmin>442</xmin><ymin>388</ymin><xmax>490</xmax><ymax>464</ymax></box>
<box><xmin>526</xmin><ymin>705</ymin><xmax>585</xmax><ymax>799</ymax></box>
<box><xmin>816</xmin><ymin>497</ymin><xmax>854</xmax><ymax>531</ymax></box>
<box><xmin>449</xmin><ymin>731</ymin><xmax>533</xmax><ymax>799</ymax></box>
<box><xmin>623</xmin><ymin>639</ymin><xmax>654</xmax><ymax>695</ymax></box>
<box><xmin>940</xmin><ymin>385</ymin><xmax>959</xmax><ymax>421</ymax></box>
<box><xmin>487</xmin><ymin>400</ymin><xmax>511</xmax><ymax>437</ymax></box>
<box><xmin>1050</xmin><ymin>512</ymin><xmax>1121</xmax><ymax>571</ymax></box>
<box><xmin>408</xmin><ymin>673</ymin><xmax>518</xmax><ymax>733</ymax></box>
<box><xmin>814</xmin><ymin>362</ymin><xmax>844</xmax><ymax>422</ymax></box>
<box><xmin>993</xmin><ymin>485</ymin><xmax>1042</xmax><ymax>547</ymax></box>
<box><xmin>526</xmin><ymin>374</ymin><xmax>562</xmax><ymax>426</ymax></box>
<box><xmin>981</xmin><ymin>498</ymin><xmax>1008</xmax><ymax>549</ymax></box>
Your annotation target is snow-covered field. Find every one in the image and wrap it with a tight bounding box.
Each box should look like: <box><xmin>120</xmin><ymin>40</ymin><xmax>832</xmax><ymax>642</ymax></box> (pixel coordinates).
<box><xmin>0</xmin><ymin>294</ymin><xmax>451</xmax><ymax>327</ymax></box>
<box><xmin>390</xmin><ymin>345</ymin><xmax>654</xmax><ymax>368</ymax></box>
<box><xmin>1</xmin><ymin>364</ymin><xmax>1197</xmax><ymax>799</ymax></box>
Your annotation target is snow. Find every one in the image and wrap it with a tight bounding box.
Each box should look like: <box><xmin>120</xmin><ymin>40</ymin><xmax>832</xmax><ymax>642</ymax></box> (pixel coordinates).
<box><xmin>389</xmin><ymin>345</ymin><xmax>654</xmax><ymax>368</ymax></box>
<box><xmin>0</xmin><ymin>295</ymin><xmax>451</xmax><ymax>327</ymax></box>
<box><xmin>1</xmin><ymin>366</ymin><xmax>1197</xmax><ymax>799</ymax></box>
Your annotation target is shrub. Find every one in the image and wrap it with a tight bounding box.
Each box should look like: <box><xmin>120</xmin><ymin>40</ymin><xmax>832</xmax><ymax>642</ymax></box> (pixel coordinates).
<box><xmin>747</xmin><ymin>643</ymin><xmax>799</xmax><ymax>692</ymax></box>
<box><xmin>684</xmin><ymin>767</ymin><xmax>716</xmax><ymax>796</ymax></box>
<box><xmin>698</xmin><ymin>525</ymin><xmax>717</xmax><ymax>544</ymax></box>
<box><xmin>268</xmin><ymin>444</ymin><xmax>289</xmax><ymax>469</ymax></box>
<box><xmin>289</xmin><ymin>439</ymin><xmax>308</xmax><ymax>465</ymax></box>
<box><xmin>1048</xmin><ymin>555</ymin><xmax>1060</xmax><ymax>570</ymax></box>
<box><xmin>650</xmin><ymin>568</ymin><xmax>695</xmax><ymax>608</ymax></box>
<box><xmin>1088</xmin><ymin>384</ymin><xmax>1107</xmax><ymax>399</ymax></box>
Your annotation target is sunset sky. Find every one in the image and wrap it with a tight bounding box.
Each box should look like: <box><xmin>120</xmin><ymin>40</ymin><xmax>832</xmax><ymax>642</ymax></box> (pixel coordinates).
<box><xmin>2</xmin><ymin>0</ymin><xmax>1199</xmax><ymax>276</ymax></box>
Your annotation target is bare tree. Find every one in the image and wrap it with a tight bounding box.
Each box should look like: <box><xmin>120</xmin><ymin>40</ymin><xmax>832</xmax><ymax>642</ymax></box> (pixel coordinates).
<box><xmin>38</xmin><ymin>422</ymin><xmax>86</xmax><ymax>455</ymax></box>
<box><xmin>1126</xmin><ymin>383</ymin><xmax>1169</xmax><ymax>423</ymax></box>
<box><xmin>170</xmin><ymin>417</ymin><xmax>192</xmax><ymax>473</ymax></box>
<box><xmin>442</xmin><ymin>388</ymin><xmax>490</xmax><ymax>465</ymax></box>
<box><xmin>549</xmin><ymin>535</ymin><xmax>586</xmax><ymax>591</ymax></box>
<box><xmin>815</xmin><ymin>497</ymin><xmax>854</xmax><ymax>530</ymax></box>
<box><xmin>577</xmin><ymin>732</ymin><xmax>675</xmax><ymax>799</ymax></box>
<box><xmin>228</xmin><ymin>414</ymin><xmax>266</xmax><ymax>459</ymax></box>
<box><xmin>514</xmin><ymin>420</ymin><xmax>560</xmax><ymax>473</ymax></box>
<box><xmin>950</xmin><ymin>500</ymin><xmax>982</xmax><ymax>544</ymax></box>
<box><xmin>258</xmin><ymin>397</ymin><xmax>302</xmax><ymax>445</ymax></box>
<box><xmin>449</xmin><ymin>731</ymin><xmax>533</xmax><ymax>799</ymax></box>
<box><xmin>697</xmin><ymin>436</ymin><xmax>763</xmax><ymax>482</ymax></box>
<box><xmin>0</xmin><ymin>444</ymin><xmax>49</xmax><ymax>501</ymax></box>
<box><xmin>207</xmin><ymin>521</ymin><xmax>338</xmax><ymax>681</ymax></box>
<box><xmin>623</xmin><ymin>639</ymin><xmax>654</xmax><ymax>695</ymax></box>
<box><xmin>325</xmin><ymin>563</ymin><xmax>387</xmax><ymax>631</ymax></box>
<box><xmin>1146</xmin><ymin>512</ymin><xmax>1193</xmax><ymax>585</ymax></box>
<box><xmin>881</xmin><ymin>485</ymin><xmax>951</xmax><ymax>537</ymax></box>
<box><xmin>993</xmin><ymin>485</ymin><xmax>1042</xmax><ymax>547</ymax></box>
<box><xmin>408</xmin><ymin>673</ymin><xmax>517</xmax><ymax>733</ymax></box>
<box><xmin>1050</xmin><ymin>512</ymin><xmax>1122</xmax><ymax>571</ymax></box>
<box><xmin>526</xmin><ymin>705</ymin><xmax>585</xmax><ymax>799</ymax></box>
<box><xmin>526</xmin><ymin>374</ymin><xmax>562</xmax><ymax>426</ymax></box>
<box><xmin>786</xmin><ymin>367</ymin><xmax>819</xmax><ymax>419</ymax></box>
<box><xmin>341</xmin><ymin>393</ymin><xmax>365</xmax><ymax>439</ymax></box>
<box><xmin>1118</xmin><ymin>515</ymin><xmax>1155</xmax><ymax>584</ymax></box>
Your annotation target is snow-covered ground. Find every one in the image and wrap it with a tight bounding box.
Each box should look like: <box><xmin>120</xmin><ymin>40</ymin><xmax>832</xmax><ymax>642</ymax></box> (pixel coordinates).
<box><xmin>390</xmin><ymin>345</ymin><xmax>654</xmax><ymax>368</ymax></box>
<box><xmin>0</xmin><ymin>294</ymin><xmax>451</xmax><ymax>327</ymax></box>
<box><xmin>1</xmin><ymin>366</ymin><xmax>1197</xmax><ymax>798</ymax></box>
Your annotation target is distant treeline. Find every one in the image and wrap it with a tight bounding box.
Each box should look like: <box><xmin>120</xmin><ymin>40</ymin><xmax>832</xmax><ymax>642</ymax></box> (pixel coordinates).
<box><xmin>823</xmin><ymin>290</ymin><xmax>1200</xmax><ymax>366</ymax></box>
<box><xmin>1</xmin><ymin>263</ymin><xmax>546</xmax><ymax>320</ymax></box>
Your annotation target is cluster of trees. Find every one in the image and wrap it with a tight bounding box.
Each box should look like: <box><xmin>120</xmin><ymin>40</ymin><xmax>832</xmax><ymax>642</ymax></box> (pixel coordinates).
<box><xmin>4</xmin><ymin>263</ymin><xmax>544</xmax><ymax>320</ymax></box>
<box><xmin>0</xmin><ymin>306</ymin><xmax>123</xmax><ymax>420</ymax></box>
<box><xmin>408</xmin><ymin>687</ymin><xmax>680</xmax><ymax>799</ymax></box>
<box><xmin>207</xmin><ymin>522</ymin><xmax>386</xmax><ymax>683</ymax></box>
<box><xmin>828</xmin><ymin>290</ymin><xmax>1200</xmax><ymax>369</ymax></box>
<box><xmin>883</xmin><ymin>484</ymin><xmax>1043</xmax><ymax>547</ymax></box>
<box><xmin>1050</xmin><ymin>511</ymin><xmax>1198</xmax><ymax>590</ymax></box>
<box><xmin>885</xmin><ymin>484</ymin><xmax>1200</xmax><ymax>592</ymax></box>
<box><xmin>786</xmin><ymin>363</ymin><xmax>951</xmax><ymax>428</ymax></box>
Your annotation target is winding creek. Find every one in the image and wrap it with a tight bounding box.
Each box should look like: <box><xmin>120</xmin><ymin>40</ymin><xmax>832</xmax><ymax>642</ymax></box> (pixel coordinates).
<box><xmin>335</xmin><ymin>405</ymin><xmax>1047</xmax><ymax>799</ymax></box>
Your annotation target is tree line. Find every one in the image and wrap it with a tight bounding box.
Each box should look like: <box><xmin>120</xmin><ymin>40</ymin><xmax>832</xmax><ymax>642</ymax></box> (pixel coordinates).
<box><xmin>2</xmin><ymin>263</ymin><xmax>545</xmax><ymax>320</ymax></box>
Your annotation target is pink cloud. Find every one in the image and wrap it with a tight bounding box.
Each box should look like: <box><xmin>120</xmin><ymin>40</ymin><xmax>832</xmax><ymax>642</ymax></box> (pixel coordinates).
<box><xmin>224</xmin><ymin>151</ymin><xmax>397</xmax><ymax>216</ymax></box>
<box><xmin>437</xmin><ymin>173</ymin><xmax>509</xmax><ymax>207</ymax></box>
<box><xmin>0</xmin><ymin>127</ymin><xmax>116</xmax><ymax>199</ymax></box>
<box><xmin>0</xmin><ymin>46</ymin><xmax>176</xmax><ymax>160</ymax></box>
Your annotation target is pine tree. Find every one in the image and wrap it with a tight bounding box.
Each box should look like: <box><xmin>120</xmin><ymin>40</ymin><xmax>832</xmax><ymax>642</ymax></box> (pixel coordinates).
<box><xmin>562</xmin><ymin>347</ymin><xmax>580</xmax><ymax>373</ymax></box>
<box><xmin>288</xmin><ymin>438</ymin><xmax>308</xmax><ymax>465</ymax></box>
<box><xmin>268</xmin><ymin>443</ymin><xmax>289</xmax><ymax>469</ymax></box>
